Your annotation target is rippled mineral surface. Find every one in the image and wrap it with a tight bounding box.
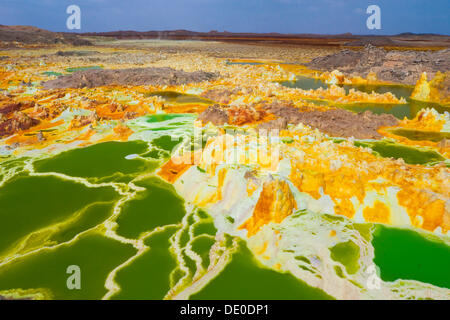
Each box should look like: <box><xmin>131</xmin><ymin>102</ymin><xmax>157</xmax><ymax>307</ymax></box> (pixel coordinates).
<box><xmin>0</xmin><ymin>39</ymin><xmax>449</xmax><ymax>300</ymax></box>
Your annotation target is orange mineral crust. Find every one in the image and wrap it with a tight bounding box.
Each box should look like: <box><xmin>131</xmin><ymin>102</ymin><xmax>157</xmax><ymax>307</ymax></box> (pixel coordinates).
<box><xmin>157</xmin><ymin>153</ymin><xmax>196</xmax><ymax>184</ymax></box>
<box><xmin>363</xmin><ymin>200</ymin><xmax>391</xmax><ymax>224</ymax></box>
<box><xmin>399</xmin><ymin>108</ymin><xmax>447</xmax><ymax>132</ymax></box>
<box><xmin>411</xmin><ymin>72</ymin><xmax>450</xmax><ymax>105</ymax></box>
<box><xmin>239</xmin><ymin>179</ymin><xmax>297</xmax><ymax>237</ymax></box>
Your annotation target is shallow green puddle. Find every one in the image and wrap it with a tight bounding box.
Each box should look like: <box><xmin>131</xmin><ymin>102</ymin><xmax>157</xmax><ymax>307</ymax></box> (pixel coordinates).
<box><xmin>144</xmin><ymin>113</ymin><xmax>193</xmax><ymax>123</ymax></box>
<box><xmin>42</xmin><ymin>71</ymin><xmax>63</xmax><ymax>77</ymax></box>
<box><xmin>279</xmin><ymin>76</ymin><xmax>328</xmax><ymax>91</ymax></box>
<box><xmin>329</xmin><ymin>240</ymin><xmax>360</xmax><ymax>275</ymax></box>
<box><xmin>65</xmin><ymin>66</ymin><xmax>103</xmax><ymax>73</ymax></box>
<box><xmin>226</xmin><ymin>61</ymin><xmax>264</xmax><ymax>66</ymax></box>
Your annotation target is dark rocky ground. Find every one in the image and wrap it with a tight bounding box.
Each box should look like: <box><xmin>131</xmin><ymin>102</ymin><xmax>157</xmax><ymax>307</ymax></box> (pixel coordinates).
<box><xmin>0</xmin><ymin>111</ymin><xmax>40</xmax><ymax>138</ymax></box>
<box><xmin>200</xmin><ymin>88</ymin><xmax>241</xmax><ymax>104</ymax></box>
<box><xmin>47</xmin><ymin>50</ymin><xmax>164</xmax><ymax>66</ymax></box>
<box><xmin>198</xmin><ymin>101</ymin><xmax>399</xmax><ymax>139</ymax></box>
<box><xmin>0</xmin><ymin>25</ymin><xmax>91</xmax><ymax>46</ymax></box>
<box><xmin>262</xmin><ymin>101</ymin><xmax>398</xmax><ymax>139</ymax></box>
<box><xmin>307</xmin><ymin>44</ymin><xmax>450</xmax><ymax>85</ymax></box>
<box><xmin>198</xmin><ymin>105</ymin><xmax>230</xmax><ymax>125</ymax></box>
<box><xmin>42</xmin><ymin>67</ymin><xmax>217</xmax><ymax>89</ymax></box>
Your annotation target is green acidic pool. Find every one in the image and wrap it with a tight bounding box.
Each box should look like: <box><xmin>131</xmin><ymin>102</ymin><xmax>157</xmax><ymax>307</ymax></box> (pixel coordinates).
<box><xmin>389</xmin><ymin>128</ymin><xmax>450</xmax><ymax>142</ymax></box>
<box><xmin>65</xmin><ymin>66</ymin><xmax>103</xmax><ymax>73</ymax></box>
<box><xmin>115</xmin><ymin>177</ymin><xmax>186</xmax><ymax>239</ymax></box>
<box><xmin>373</xmin><ymin>225</ymin><xmax>450</xmax><ymax>289</ymax></box>
<box><xmin>354</xmin><ymin>140</ymin><xmax>445</xmax><ymax>165</ymax></box>
<box><xmin>111</xmin><ymin>226</ymin><xmax>179</xmax><ymax>300</ymax></box>
<box><xmin>279</xmin><ymin>76</ymin><xmax>328</xmax><ymax>91</ymax></box>
<box><xmin>146</xmin><ymin>91</ymin><xmax>214</xmax><ymax>105</ymax></box>
<box><xmin>279</xmin><ymin>75</ymin><xmax>449</xmax><ymax>119</ymax></box>
<box><xmin>33</xmin><ymin>140</ymin><xmax>159</xmax><ymax>182</ymax></box>
<box><xmin>339</xmin><ymin>100</ymin><xmax>450</xmax><ymax>120</ymax></box>
<box><xmin>191</xmin><ymin>239</ymin><xmax>333</xmax><ymax>300</ymax></box>
<box><xmin>0</xmin><ymin>231</ymin><xmax>136</xmax><ymax>299</ymax></box>
<box><xmin>0</xmin><ymin>174</ymin><xmax>118</xmax><ymax>257</ymax></box>
<box><xmin>280</xmin><ymin>76</ymin><xmax>413</xmax><ymax>100</ymax></box>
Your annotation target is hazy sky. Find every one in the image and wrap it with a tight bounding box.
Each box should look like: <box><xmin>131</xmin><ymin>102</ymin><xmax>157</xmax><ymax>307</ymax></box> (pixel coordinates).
<box><xmin>0</xmin><ymin>0</ymin><xmax>449</xmax><ymax>35</ymax></box>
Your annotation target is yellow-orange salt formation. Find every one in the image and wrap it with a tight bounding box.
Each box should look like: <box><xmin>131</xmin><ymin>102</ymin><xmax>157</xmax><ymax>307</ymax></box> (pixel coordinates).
<box><xmin>157</xmin><ymin>153</ymin><xmax>195</xmax><ymax>184</ymax></box>
<box><xmin>397</xmin><ymin>188</ymin><xmax>447</xmax><ymax>231</ymax></box>
<box><xmin>112</xmin><ymin>122</ymin><xmax>134</xmax><ymax>140</ymax></box>
<box><xmin>284</xmin><ymin>133</ymin><xmax>449</xmax><ymax>233</ymax></box>
<box><xmin>275</xmin><ymin>82</ymin><xmax>406</xmax><ymax>105</ymax></box>
<box><xmin>164</xmin><ymin>125</ymin><xmax>449</xmax><ymax>235</ymax></box>
<box><xmin>239</xmin><ymin>179</ymin><xmax>297</xmax><ymax>237</ymax></box>
<box><xmin>363</xmin><ymin>201</ymin><xmax>391</xmax><ymax>224</ymax></box>
<box><xmin>379</xmin><ymin>108</ymin><xmax>450</xmax><ymax>157</ymax></box>
<box><xmin>196</xmin><ymin>167</ymin><xmax>228</xmax><ymax>206</ymax></box>
<box><xmin>411</xmin><ymin>72</ymin><xmax>450</xmax><ymax>105</ymax></box>
<box><xmin>162</xmin><ymin>103</ymin><xmax>210</xmax><ymax>114</ymax></box>
<box><xmin>246</xmin><ymin>174</ymin><xmax>259</xmax><ymax>197</ymax></box>
<box><xmin>399</xmin><ymin>108</ymin><xmax>447</xmax><ymax>132</ymax></box>
<box><xmin>320</xmin><ymin>70</ymin><xmax>383</xmax><ymax>86</ymax></box>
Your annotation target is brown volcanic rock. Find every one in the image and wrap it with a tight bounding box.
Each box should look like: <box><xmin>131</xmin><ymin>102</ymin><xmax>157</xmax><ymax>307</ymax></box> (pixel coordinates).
<box><xmin>0</xmin><ymin>111</ymin><xmax>40</xmax><ymax>137</ymax></box>
<box><xmin>198</xmin><ymin>104</ymin><xmax>229</xmax><ymax>125</ymax></box>
<box><xmin>0</xmin><ymin>25</ymin><xmax>91</xmax><ymax>46</ymax></box>
<box><xmin>257</xmin><ymin>117</ymin><xmax>288</xmax><ymax>130</ymax></box>
<box><xmin>200</xmin><ymin>88</ymin><xmax>241</xmax><ymax>104</ymax></box>
<box><xmin>292</xmin><ymin>109</ymin><xmax>398</xmax><ymax>139</ymax></box>
<box><xmin>198</xmin><ymin>104</ymin><xmax>266</xmax><ymax>126</ymax></box>
<box><xmin>42</xmin><ymin>67</ymin><xmax>217</xmax><ymax>89</ymax></box>
<box><xmin>0</xmin><ymin>101</ymin><xmax>35</xmax><ymax>116</ymax></box>
<box><xmin>262</xmin><ymin>101</ymin><xmax>398</xmax><ymax>139</ymax></box>
<box><xmin>197</xmin><ymin>100</ymin><xmax>397</xmax><ymax>139</ymax></box>
<box><xmin>307</xmin><ymin>44</ymin><xmax>450</xmax><ymax>85</ymax></box>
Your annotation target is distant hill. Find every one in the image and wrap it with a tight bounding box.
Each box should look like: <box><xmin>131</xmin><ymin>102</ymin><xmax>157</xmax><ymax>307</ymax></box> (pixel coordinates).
<box><xmin>81</xmin><ymin>29</ymin><xmax>450</xmax><ymax>48</ymax></box>
<box><xmin>0</xmin><ymin>25</ymin><xmax>91</xmax><ymax>46</ymax></box>
<box><xmin>1</xmin><ymin>25</ymin><xmax>448</xmax><ymax>48</ymax></box>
